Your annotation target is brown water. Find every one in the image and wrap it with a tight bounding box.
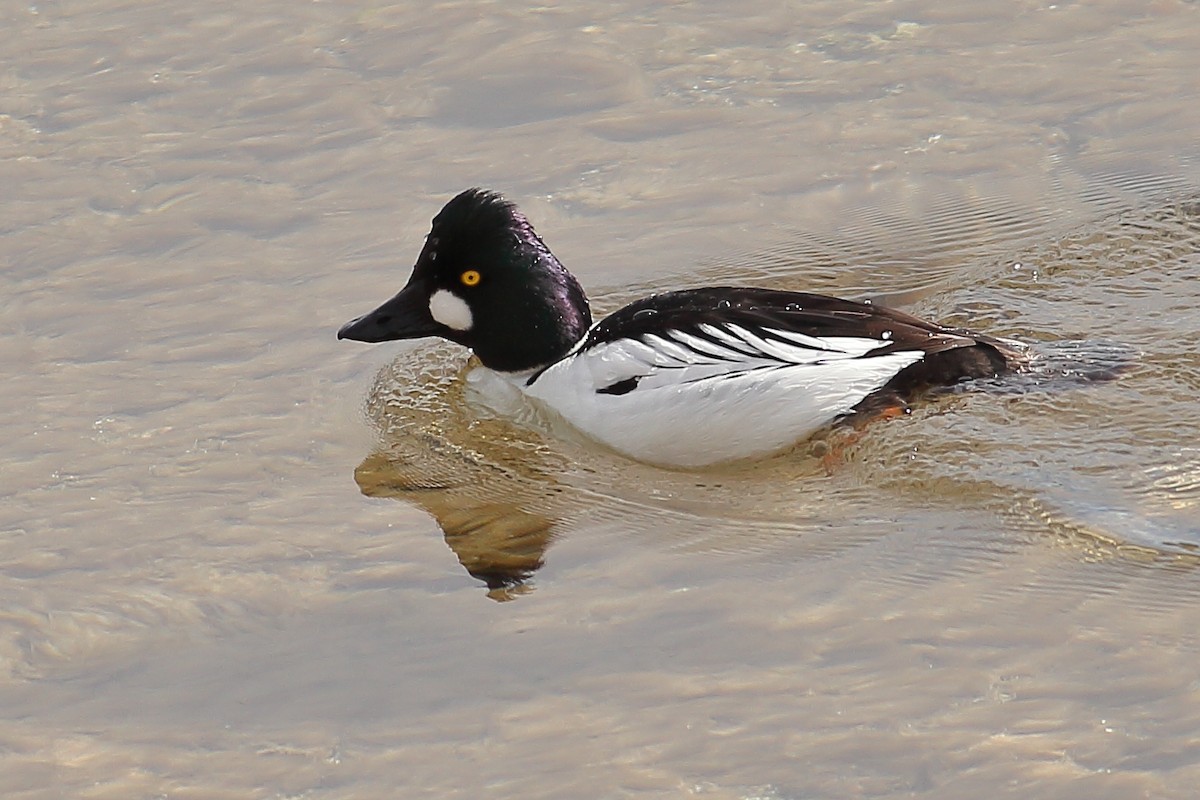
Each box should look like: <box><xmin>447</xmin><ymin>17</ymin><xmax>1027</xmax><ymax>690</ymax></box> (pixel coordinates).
<box><xmin>3</xmin><ymin>1</ymin><xmax>1200</xmax><ymax>797</ymax></box>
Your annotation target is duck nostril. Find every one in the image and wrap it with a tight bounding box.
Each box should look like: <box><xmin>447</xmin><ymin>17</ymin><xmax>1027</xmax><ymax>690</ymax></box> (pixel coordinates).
<box><xmin>375</xmin><ymin>315</ymin><xmax>391</xmax><ymax>326</ymax></box>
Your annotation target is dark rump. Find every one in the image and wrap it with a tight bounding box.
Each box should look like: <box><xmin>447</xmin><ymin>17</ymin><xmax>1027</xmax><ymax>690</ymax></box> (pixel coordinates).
<box><xmin>849</xmin><ymin>335</ymin><xmax>1024</xmax><ymax>419</ymax></box>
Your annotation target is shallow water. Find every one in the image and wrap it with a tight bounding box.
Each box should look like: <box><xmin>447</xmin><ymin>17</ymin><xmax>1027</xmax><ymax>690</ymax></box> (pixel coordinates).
<box><xmin>3</xmin><ymin>1</ymin><xmax>1200</xmax><ymax>797</ymax></box>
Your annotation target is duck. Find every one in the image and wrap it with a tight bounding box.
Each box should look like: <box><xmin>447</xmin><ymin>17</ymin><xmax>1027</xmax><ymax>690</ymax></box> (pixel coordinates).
<box><xmin>338</xmin><ymin>188</ymin><xmax>1026</xmax><ymax>467</ymax></box>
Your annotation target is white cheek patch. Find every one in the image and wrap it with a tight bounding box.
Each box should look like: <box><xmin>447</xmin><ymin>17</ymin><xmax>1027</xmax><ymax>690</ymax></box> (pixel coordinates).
<box><xmin>429</xmin><ymin>289</ymin><xmax>473</xmax><ymax>332</ymax></box>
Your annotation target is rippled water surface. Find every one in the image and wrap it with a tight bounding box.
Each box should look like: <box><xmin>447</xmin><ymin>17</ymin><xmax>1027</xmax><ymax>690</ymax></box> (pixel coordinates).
<box><xmin>3</xmin><ymin>1</ymin><xmax>1200</xmax><ymax>797</ymax></box>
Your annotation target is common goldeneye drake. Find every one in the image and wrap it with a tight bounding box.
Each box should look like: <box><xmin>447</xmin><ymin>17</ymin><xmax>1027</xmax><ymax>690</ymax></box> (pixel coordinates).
<box><xmin>338</xmin><ymin>189</ymin><xmax>1026</xmax><ymax>466</ymax></box>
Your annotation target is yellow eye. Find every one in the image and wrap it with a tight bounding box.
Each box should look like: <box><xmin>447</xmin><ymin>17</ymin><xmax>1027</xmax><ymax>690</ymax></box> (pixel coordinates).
<box><xmin>460</xmin><ymin>269</ymin><xmax>481</xmax><ymax>287</ymax></box>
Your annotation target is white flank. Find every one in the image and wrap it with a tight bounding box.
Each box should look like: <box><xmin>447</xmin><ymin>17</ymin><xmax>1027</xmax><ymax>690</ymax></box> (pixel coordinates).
<box><xmin>515</xmin><ymin>324</ymin><xmax>926</xmax><ymax>466</ymax></box>
<box><xmin>429</xmin><ymin>289</ymin><xmax>473</xmax><ymax>331</ymax></box>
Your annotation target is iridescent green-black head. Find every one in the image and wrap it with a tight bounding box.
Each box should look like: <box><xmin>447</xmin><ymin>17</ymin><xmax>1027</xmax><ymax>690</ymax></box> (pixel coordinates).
<box><xmin>338</xmin><ymin>189</ymin><xmax>592</xmax><ymax>372</ymax></box>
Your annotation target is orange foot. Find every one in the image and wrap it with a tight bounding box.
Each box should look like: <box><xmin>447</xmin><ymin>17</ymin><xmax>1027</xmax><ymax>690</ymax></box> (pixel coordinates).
<box><xmin>869</xmin><ymin>404</ymin><xmax>910</xmax><ymax>424</ymax></box>
<box><xmin>818</xmin><ymin>403</ymin><xmax>911</xmax><ymax>473</ymax></box>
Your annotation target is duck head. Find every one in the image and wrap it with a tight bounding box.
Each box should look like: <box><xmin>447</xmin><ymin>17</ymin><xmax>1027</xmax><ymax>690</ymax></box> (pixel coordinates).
<box><xmin>338</xmin><ymin>189</ymin><xmax>592</xmax><ymax>373</ymax></box>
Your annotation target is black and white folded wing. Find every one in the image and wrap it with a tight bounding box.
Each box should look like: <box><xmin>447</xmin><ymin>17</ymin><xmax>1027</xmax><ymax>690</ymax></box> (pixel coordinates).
<box><xmin>520</xmin><ymin>287</ymin><xmax>1016</xmax><ymax>466</ymax></box>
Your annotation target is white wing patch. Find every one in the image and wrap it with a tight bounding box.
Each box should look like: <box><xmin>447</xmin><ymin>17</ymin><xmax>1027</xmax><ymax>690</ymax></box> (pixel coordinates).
<box><xmin>520</xmin><ymin>323</ymin><xmax>926</xmax><ymax>466</ymax></box>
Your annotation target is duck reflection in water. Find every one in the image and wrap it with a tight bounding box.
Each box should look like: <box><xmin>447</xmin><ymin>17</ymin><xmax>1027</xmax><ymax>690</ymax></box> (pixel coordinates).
<box><xmin>354</xmin><ymin>449</ymin><xmax>556</xmax><ymax>601</ymax></box>
<box><xmin>343</xmin><ymin>343</ymin><xmax>599</xmax><ymax>605</ymax></box>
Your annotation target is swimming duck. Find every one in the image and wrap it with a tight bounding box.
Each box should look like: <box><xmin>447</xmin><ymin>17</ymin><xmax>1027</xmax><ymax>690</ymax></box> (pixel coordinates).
<box><xmin>338</xmin><ymin>189</ymin><xmax>1025</xmax><ymax>466</ymax></box>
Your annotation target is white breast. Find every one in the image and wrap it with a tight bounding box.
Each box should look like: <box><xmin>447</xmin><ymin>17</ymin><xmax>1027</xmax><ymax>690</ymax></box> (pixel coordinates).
<box><xmin>507</xmin><ymin>324</ymin><xmax>925</xmax><ymax>467</ymax></box>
